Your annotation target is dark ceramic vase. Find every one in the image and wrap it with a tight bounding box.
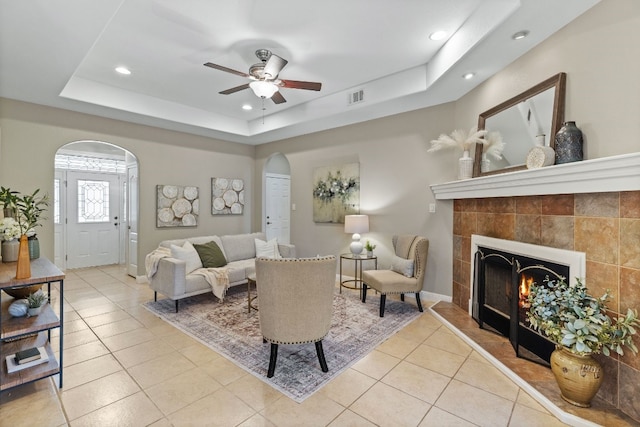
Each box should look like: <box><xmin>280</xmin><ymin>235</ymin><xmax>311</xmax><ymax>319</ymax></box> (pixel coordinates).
<box><xmin>555</xmin><ymin>121</ymin><xmax>583</xmax><ymax>164</ymax></box>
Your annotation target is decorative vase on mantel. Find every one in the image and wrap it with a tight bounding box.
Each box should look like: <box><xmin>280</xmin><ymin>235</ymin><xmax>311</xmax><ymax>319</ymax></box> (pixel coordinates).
<box><xmin>16</xmin><ymin>234</ymin><xmax>31</xmax><ymax>280</ymax></box>
<box><xmin>555</xmin><ymin>121</ymin><xmax>583</xmax><ymax>164</ymax></box>
<box><xmin>480</xmin><ymin>153</ymin><xmax>490</xmax><ymax>173</ymax></box>
<box><xmin>458</xmin><ymin>150</ymin><xmax>474</xmax><ymax>180</ymax></box>
<box><xmin>550</xmin><ymin>346</ymin><xmax>603</xmax><ymax>408</ymax></box>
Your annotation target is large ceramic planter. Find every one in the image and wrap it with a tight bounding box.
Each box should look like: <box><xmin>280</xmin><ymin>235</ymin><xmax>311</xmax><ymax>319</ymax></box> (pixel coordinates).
<box><xmin>550</xmin><ymin>346</ymin><xmax>603</xmax><ymax>407</ymax></box>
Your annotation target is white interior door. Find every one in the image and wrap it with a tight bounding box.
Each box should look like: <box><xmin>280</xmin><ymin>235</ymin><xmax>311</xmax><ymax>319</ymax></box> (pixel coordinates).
<box><xmin>126</xmin><ymin>164</ymin><xmax>139</xmax><ymax>277</ymax></box>
<box><xmin>66</xmin><ymin>171</ymin><xmax>120</xmax><ymax>268</ymax></box>
<box><xmin>265</xmin><ymin>174</ymin><xmax>291</xmax><ymax>244</ymax></box>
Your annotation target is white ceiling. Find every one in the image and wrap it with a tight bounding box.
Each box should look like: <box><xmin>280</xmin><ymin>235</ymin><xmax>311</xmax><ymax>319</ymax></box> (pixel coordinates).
<box><xmin>0</xmin><ymin>0</ymin><xmax>599</xmax><ymax>145</ymax></box>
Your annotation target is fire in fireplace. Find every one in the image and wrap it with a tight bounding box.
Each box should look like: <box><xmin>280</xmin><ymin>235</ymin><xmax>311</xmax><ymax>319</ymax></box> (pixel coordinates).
<box><xmin>470</xmin><ymin>235</ymin><xmax>586</xmax><ymax>365</ymax></box>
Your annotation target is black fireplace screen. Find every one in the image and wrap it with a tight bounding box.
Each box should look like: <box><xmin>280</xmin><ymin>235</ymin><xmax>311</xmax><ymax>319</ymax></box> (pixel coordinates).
<box><xmin>472</xmin><ymin>246</ymin><xmax>569</xmax><ymax>365</ymax></box>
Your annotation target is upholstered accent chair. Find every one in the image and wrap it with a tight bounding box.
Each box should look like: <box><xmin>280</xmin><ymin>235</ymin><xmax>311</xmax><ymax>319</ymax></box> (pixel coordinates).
<box><xmin>361</xmin><ymin>235</ymin><xmax>429</xmax><ymax>317</ymax></box>
<box><xmin>255</xmin><ymin>256</ymin><xmax>336</xmax><ymax>378</ymax></box>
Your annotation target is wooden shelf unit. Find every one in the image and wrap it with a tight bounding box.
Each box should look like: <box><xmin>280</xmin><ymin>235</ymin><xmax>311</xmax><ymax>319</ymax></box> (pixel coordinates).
<box><xmin>0</xmin><ymin>257</ymin><xmax>64</xmax><ymax>391</ymax></box>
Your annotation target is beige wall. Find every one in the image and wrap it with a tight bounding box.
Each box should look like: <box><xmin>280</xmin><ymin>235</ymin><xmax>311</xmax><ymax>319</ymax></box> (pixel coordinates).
<box><xmin>0</xmin><ymin>99</ymin><xmax>255</xmax><ymax>275</ymax></box>
<box><xmin>255</xmin><ymin>104</ymin><xmax>457</xmax><ymax>297</ymax></box>
<box><xmin>455</xmin><ymin>0</ymin><xmax>640</xmax><ymax>158</ymax></box>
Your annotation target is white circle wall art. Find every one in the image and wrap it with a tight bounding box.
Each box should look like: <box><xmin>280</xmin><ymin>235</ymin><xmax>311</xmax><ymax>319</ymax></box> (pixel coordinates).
<box><xmin>158</xmin><ymin>208</ymin><xmax>174</xmax><ymax>224</ymax></box>
<box><xmin>162</xmin><ymin>185</ymin><xmax>178</xmax><ymax>199</ymax></box>
<box><xmin>156</xmin><ymin>185</ymin><xmax>199</xmax><ymax>227</ymax></box>
<box><xmin>211</xmin><ymin>177</ymin><xmax>245</xmax><ymax>215</ymax></box>
<box><xmin>172</xmin><ymin>198</ymin><xmax>192</xmax><ymax>218</ymax></box>
<box><xmin>183</xmin><ymin>186</ymin><xmax>199</xmax><ymax>200</ymax></box>
<box><xmin>182</xmin><ymin>214</ymin><xmax>197</xmax><ymax>226</ymax></box>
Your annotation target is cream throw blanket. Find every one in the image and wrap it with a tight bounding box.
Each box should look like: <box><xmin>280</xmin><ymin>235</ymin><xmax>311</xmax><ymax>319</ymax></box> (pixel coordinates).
<box><xmin>145</xmin><ymin>246</ymin><xmax>171</xmax><ymax>279</ymax></box>
<box><xmin>145</xmin><ymin>246</ymin><xmax>229</xmax><ymax>301</ymax></box>
<box><xmin>192</xmin><ymin>268</ymin><xmax>230</xmax><ymax>302</ymax></box>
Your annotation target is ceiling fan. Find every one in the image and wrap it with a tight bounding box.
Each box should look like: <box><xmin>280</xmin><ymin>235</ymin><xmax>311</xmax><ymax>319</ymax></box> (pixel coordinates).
<box><xmin>204</xmin><ymin>49</ymin><xmax>322</xmax><ymax>104</ymax></box>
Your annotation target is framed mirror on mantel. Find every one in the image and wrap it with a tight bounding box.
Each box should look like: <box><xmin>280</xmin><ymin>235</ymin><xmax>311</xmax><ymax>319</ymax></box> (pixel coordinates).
<box><xmin>473</xmin><ymin>72</ymin><xmax>566</xmax><ymax>177</ymax></box>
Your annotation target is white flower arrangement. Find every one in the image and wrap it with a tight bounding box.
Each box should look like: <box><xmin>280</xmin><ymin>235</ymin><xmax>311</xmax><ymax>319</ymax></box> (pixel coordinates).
<box><xmin>428</xmin><ymin>127</ymin><xmax>487</xmax><ymax>153</ymax></box>
<box><xmin>481</xmin><ymin>131</ymin><xmax>505</xmax><ymax>160</ymax></box>
<box><xmin>0</xmin><ymin>217</ymin><xmax>22</xmax><ymax>241</ymax></box>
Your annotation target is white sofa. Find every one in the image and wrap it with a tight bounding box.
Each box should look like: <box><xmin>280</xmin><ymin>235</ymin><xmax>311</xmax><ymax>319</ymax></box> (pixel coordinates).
<box><xmin>148</xmin><ymin>232</ymin><xmax>296</xmax><ymax>311</ymax></box>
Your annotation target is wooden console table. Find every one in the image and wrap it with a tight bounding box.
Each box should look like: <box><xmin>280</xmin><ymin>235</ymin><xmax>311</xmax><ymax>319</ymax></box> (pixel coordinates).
<box><xmin>0</xmin><ymin>257</ymin><xmax>64</xmax><ymax>391</ymax></box>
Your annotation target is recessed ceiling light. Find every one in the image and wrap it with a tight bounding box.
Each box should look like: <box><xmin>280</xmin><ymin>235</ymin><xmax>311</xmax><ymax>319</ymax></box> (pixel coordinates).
<box><xmin>242</xmin><ymin>104</ymin><xmax>253</xmax><ymax>111</ymax></box>
<box><xmin>115</xmin><ymin>66</ymin><xmax>131</xmax><ymax>75</ymax></box>
<box><xmin>463</xmin><ymin>72</ymin><xmax>475</xmax><ymax>80</ymax></box>
<box><xmin>429</xmin><ymin>30</ymin><xmax>447</xmax><ymax>41</ymax></box>
<box><xmin>512</xmin><ymin>30</ymin><xmax>530</xmax><ymax>40</ymax></box>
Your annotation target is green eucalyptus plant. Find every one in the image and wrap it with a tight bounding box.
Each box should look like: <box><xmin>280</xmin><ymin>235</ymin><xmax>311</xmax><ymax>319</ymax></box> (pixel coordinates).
<box><xmin>527</xmin><ymin>277</ymin><xmax>639</xmax><ymax>356</ymax></box>
<box><xmin>15</xmin><ymin>189</ymin><xmax>49</xmax><ymax>237</ymax></box>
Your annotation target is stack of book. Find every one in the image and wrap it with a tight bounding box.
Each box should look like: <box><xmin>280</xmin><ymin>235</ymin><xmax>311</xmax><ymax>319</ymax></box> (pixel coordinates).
<box><xmin>5</xmin><ymin>346</ymin><xmax>49</xmax><ymax>373</ymax></box>
<box><xmin>14</xmin><ymin>347</ymin><xmax>42</xmax><ymax>364</ymax></box>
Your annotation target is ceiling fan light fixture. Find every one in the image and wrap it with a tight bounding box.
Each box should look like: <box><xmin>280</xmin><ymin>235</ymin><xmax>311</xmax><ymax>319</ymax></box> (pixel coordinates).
<box><xmin>249</xmin><ymin>80</ymin><xmax>278</xmax><ymax>98</ymax></box>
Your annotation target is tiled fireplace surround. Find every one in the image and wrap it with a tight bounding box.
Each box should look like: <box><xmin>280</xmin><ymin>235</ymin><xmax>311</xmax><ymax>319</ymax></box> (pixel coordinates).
<box><xmin>431</xmin><ymin>153</ymin><xmax>640</xmax><ymax>422</ymax></box>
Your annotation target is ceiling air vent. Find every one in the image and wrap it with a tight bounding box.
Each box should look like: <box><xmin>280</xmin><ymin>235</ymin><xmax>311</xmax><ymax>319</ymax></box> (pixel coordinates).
<box><xmin>348</xmin><ymin>89</ymin><xmax>364</xmax><ymax>106</ymax></box>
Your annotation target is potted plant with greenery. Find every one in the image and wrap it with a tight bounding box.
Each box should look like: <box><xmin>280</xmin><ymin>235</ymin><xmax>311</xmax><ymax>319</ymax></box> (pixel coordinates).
<box><xmin>26</xmin><ymin>290</ymin><xmax>48</xmax><ymax>316</ymax></box>
<box><xmin>0</xmin><ymin>186</ymin><xmax>19</xmax><ymax>218</ymax></box>
<box><xmin>364</xmin><ymin>240</ymin><xmax>376</xmax><ymax>257</ymax></box>
<box><xmin>15</xmin><ymin>189</ymin><xmax>49</xmax><ymax>260</ymax></box>
<box><xmin>527</xmin><ymin>277</ymin><xmax>639</xmax><ymax>407</ymax></box>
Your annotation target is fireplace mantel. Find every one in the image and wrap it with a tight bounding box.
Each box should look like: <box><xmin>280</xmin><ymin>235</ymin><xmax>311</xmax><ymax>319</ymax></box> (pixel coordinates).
<box><xmin>430</xmin><ymin>152</ymin><xmax>640</xmax><ymax>200</ymax></box>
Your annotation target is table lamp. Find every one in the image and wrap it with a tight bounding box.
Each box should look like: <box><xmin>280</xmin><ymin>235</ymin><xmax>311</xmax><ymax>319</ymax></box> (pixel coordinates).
<box><xmin>344</xmin><ymin>214</ymin><xmax>369</xmax><ymax>255</ymax></box>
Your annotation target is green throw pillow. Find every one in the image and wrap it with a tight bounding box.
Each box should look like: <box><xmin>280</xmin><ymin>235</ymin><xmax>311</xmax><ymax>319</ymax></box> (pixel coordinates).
<box><xmin>193</xmin><ymin>240</ymin><xmax>227</xmax><ymax>268</ymax></box>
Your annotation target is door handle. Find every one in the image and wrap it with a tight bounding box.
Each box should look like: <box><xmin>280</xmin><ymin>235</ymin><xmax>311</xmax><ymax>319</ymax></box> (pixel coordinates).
<box><xmin>114</xmin><ymin>222</ymin><xmax>119</xmax><ymax>227</ymax></box>
<box><xmin>267</xmin><ymin>221</ymin><xmax>272</xmax><ymax>225</ymax></box>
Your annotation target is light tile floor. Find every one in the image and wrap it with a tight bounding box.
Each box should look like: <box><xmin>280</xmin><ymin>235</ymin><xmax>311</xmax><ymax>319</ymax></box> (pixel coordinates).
<box><xmin>0</xmin><ymin>265</ymin><xmax>572</xmax><ymax>427</ymax></box>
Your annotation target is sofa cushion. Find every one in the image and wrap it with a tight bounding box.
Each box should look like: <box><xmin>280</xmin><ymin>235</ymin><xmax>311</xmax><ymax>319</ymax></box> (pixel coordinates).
<box><xmin>255</xmin><ymin>238</ymin><xmax>281</xmax><ymax>259</ymax></box>
<box><xmin>390</xmin><ymin>255</ymin><xmax>414</xmax><ymax>277</ymax></box>
<box><xmin>226</xmin><ymin>259</ymin><xmax>256</xmax><ymax>283</ymax></box>
<box><xmin>170</xmin><ymin>241</ymin><xmax>202</xmax><ymax>274</ymax></box>
<box><xmin>221</xmin><ymin>232</ymin><xmax>266</xmax><ymax>262</ymax></box>
<box><xmin>193</xmin><ymin>240</ymin><xmax>227</xmax><ymax>268</ymax></box>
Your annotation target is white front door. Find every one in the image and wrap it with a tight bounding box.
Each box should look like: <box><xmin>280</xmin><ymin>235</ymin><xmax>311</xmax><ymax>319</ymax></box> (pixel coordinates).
<box><xmin>265</xmin><ymin>174</ymin><xmax>291</xmax><ymax>244</ymax></box>
<box><xmin>66</xmin><ymin>171</ymin><xmax>120</xmax><ymax>268</ymax></box>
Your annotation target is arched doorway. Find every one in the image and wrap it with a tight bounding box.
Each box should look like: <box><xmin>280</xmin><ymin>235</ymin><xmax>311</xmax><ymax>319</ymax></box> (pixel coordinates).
<box><xmin>263</xmin><ymin>153</ymin><xmax>291</xmax><ymax>244</ymax></box>
<box><xmin>54</xmin><ymin>141</ymin><xmax>139</xmax><ymax>275</ymax></box>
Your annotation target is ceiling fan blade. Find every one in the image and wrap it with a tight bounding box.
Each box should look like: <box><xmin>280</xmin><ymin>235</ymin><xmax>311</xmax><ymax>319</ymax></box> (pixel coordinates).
<box><xmin>263</xmin><ymin>54</ymin><xmax>288</xmax><ymax>79</ymax></box>
<box><xmin>204</xmin><ymin>62</ymin><xmax>250</xmax><ymax>78</ymax></box>
<box><xmin>219</xmin><ymin>83</ymin><xmax>250</xmax><ymax>95</ymax></box>
<box><xmin>280</xmin><ymin>79</ymin><xmax>322</xmax><ymax>91</ymax></box>
<box><xmin>271</xmin><ymin>91</ymin><xmax>287</xmax><ymax>104</ymax></box>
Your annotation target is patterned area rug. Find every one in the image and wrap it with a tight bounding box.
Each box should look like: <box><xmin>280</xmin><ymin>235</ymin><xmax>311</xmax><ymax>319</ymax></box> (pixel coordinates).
<box><xmin>143</xmin><ymin>286</ymin><xmax>421</xmax><ymax>402</ymax></box>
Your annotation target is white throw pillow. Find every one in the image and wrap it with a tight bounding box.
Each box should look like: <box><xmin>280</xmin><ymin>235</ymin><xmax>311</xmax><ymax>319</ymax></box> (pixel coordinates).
<box><xmin>254</xmin><ymin>238</ymin><xmax>281</xmax><ymax>259</ymax></box>
<box><xmin>170</xmin><ymin>241</ymin><xmax>203</xmax><ymax>274</ymax></box>
<box><xmin>391</xmin><ymin>255</ymin><xmax>414</xmax><ymax>277</ymax></box>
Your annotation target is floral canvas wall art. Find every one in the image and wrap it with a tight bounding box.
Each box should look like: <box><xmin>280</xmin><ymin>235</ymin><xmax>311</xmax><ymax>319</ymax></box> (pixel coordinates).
<box><xmin>312</xmin><ymin>163</ymin><xmax>359</xmax><ymax>223</ymax></box>
<box><xmin>211</xmin><ymin>178</ymin><xmax>244</xmax><ymax>215</ymax></box>
<box><xmin>156</xmin><ymin>185</ymin><xmax>199</xmax><ymax>227</ymax></box>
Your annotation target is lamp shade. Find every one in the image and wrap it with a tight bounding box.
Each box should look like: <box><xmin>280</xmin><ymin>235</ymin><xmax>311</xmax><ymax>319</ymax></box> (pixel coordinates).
<box><xmin>344</xmin><ymin>215</ymin><xmax>369</xmax><ymax>234</ymax></box>
<box><xmin>345</xmin><ymin>215</ymin><xmax>369</xmax><ymax>255</ymax></box>
<box><xmin>249</xmin><ymin>80</ymin><xmax>278</xmax><ymax>98</ymax></box>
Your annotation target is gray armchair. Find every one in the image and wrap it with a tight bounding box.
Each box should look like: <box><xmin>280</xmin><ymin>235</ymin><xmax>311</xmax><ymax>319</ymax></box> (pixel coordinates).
<box><xmin>361</xmin><ymin>235</ymin><xmax>429</xmax><ymax>317</ymax></box>
<box><xmin>255</xmin><ymin>256</ymin><xmax>336</xmax><ymax>378</ymax></box>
